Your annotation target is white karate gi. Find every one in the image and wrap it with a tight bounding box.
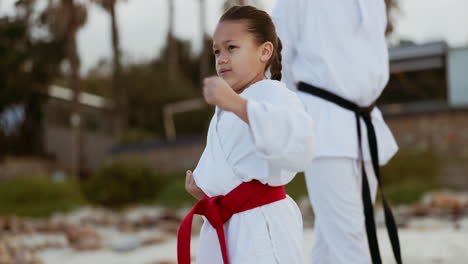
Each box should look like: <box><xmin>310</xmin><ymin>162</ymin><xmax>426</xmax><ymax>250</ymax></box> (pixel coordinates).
<box><xmin>272</xmin><ymin>0</ymin><xmax>399</xmax><ymax>263</ymax></box>
<box><xmin>193</xmin><ymin>79</ymin><xmax>315</xmax><ymax>264</ymax></box>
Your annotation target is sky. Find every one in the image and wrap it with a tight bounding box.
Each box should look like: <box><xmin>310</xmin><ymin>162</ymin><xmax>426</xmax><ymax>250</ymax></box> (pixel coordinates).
<box><xmin>1</xmin><ymin>0</ymin><xmax>468</xmax><ymax>74</ymax></box>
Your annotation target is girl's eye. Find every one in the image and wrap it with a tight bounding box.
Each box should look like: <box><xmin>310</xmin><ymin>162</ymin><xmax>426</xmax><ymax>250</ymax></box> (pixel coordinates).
<box><xmin>228</xmin><ymin>45</ymin><xmax>237</xmax><ymax>50</ymax></box>
<box><xmin>213</xmin><ymin>50</ymin><xmax>220</xmax><ymax>55</ymax></box>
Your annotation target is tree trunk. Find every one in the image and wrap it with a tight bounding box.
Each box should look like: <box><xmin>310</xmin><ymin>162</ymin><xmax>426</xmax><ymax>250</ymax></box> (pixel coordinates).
<box><xmin>109</xmin><ymin>2</ymin><xmax>127</xmax><ymax>139</ymax></box>
<box><xmin>167</xmin><ymin>0</ymin><xmax>177</xmax><ymax>84</ymax></box>
<box><xmin>64</xmin><ymin>0</ymin><xmax>84</xmax><ymax>177</ymax></box>
<box><xmin>199</xmin><ymin>0</ymin><xmax>209</xmax><ymax>81</ymax></box>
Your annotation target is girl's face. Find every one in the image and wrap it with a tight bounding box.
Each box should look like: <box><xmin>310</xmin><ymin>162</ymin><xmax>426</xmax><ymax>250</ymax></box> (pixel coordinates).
<box><xmin>212</xmin><ymin>20</ymin><xmax>273</xmax><ymax>93</ymax></box>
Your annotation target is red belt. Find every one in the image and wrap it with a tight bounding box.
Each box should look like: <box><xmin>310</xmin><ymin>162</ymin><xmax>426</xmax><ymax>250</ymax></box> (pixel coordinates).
<box><xmin>177</xmin><ymin>180</ymin><xmax>287</xmax><ymax>264</ymax></box>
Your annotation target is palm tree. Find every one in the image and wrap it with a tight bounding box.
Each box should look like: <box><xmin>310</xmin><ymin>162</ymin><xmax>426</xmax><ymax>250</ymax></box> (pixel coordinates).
<box><xmin>199</xmin><ymin>0</ymin><xmax>210</xmax><ymax>80</ymax></box>
<box><xmin>167</xmin><ymin>0</ymin><xmax>178</xmax><ymax>84</ymax></box>
<box><xmin>45</xmin><ymin>0</ymin><xmax>87</xmax><ymax>177</ymax></box>
<box><xmin>92</xmin><ymin>0</ymin><xmax>127</xmax><ymax>139</ymax></box>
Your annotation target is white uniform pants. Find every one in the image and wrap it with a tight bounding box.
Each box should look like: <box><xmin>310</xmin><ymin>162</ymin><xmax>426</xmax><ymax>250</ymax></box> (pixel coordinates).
<box><xmin>305</xmin><ymin>158</ymin><xmax>378</xmax><ymax>264</ymax></box>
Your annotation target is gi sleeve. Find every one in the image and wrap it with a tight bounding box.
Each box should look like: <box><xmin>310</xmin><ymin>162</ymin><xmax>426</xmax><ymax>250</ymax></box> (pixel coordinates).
<box><xmin>246</xmin><ymin>92</ymin><xmax>315</xmax><ymax>173</ymax></box>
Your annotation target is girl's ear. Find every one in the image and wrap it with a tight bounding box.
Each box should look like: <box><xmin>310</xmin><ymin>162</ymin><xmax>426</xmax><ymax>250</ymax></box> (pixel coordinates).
<box><xmin>259</xmin><ymin>41</ymin><xmax>273</xmax><ymax>63</ymax></box>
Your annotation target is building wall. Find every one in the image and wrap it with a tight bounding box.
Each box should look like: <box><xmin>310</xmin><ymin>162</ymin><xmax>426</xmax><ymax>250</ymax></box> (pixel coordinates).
<box><xmin>42</xmin><ymin>97</ymin><xmax>115</xmax><ymax>171</ymax></box>
<box><xmin>44</xmin><ymin>125</ymin><xmax>115</xmax><ymax>171</ymax></box>
<box><xmin>111</xmin><ymin>138</ymin><xmax>205</xmax><ymax>174</ymax></box>
<box><xmin>386</xmin><ymin>108</ymin><xmax>468</xmax><ymax>188</ymax></box>
<box><xmin>448</xmin><ymin>47</ymin><xmax>468</xmax><ymax>106</ymax></box>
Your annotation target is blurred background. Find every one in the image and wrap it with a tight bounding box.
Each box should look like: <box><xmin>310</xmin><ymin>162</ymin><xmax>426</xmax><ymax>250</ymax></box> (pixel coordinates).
<box><xmin>0</xmin><ymin>0</ymin><xmax>467</xmax><ymax>263</ymax></box>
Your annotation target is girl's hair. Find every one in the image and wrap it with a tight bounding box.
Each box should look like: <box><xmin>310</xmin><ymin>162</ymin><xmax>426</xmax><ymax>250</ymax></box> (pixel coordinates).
<box><xmin>220</xmin><ymin>5</ymin><xmax>282</xmax><ymax>81</ymax></box>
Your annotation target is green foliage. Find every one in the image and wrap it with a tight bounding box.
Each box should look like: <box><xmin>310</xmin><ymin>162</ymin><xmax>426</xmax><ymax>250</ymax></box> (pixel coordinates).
<box><xmin>381</xmin><ymin>150</ymin><xmax>441</xmax><ymax>204</ymax></box>
<box><xmin>79</xmin><ymin>37</ymin><xmax>216</xmax><ymax>143</ymax></box>
<box><xmin>0</xmin><ymin>3</ymin><xmax>65</xmax><ymax>156</ymax></box>
<box><xmin>122</xmin><ymin>38</ymin><xmax>213</xmax><ymax>140</ymax></box>
<box><xmin>82</xmin><ymin>156</ymin><xmax>165</xmax><ymax>208</ymax></box>
<box><xmin>153</xmin><ymin>171</ymin><xmax>197</xmax><ymax>208</ymax></box>
<box><xmin>172</xmin><ymin>107</ymin><xmax>214</xmax><ymax>137</ymax></box>
<box><xmin>379</xmin><ymin>68</ymin><xmax>447</xmax><ymax>104</ymax></box>
<box><xmin>285</xmin><ymin>172</ymin><xmax>308</xmax><ymax>201</ymax></box>
<box><xmin>0</xmin><ymin>175</ymin><xmax>86</xmax><ymax>217</ymax></box>
<box><xmin>81</xmin><ymin>58</ymin><xmax>113</xmax><ymax>97</ymax></box>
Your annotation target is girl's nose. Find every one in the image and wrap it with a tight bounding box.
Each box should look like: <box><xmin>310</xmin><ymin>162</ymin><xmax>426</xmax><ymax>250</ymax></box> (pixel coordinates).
<box><xmin>218</xmin><ymin>53</ymin><xmax>228</xmax><ymax>64</ymax></box>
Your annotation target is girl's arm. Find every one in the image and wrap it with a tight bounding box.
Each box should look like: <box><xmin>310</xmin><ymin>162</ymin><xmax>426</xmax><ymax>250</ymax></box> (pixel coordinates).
<box><xmin>202</xmin><ymin>77</ymin><xmax>315</xmax><ymax>173</ymax></box>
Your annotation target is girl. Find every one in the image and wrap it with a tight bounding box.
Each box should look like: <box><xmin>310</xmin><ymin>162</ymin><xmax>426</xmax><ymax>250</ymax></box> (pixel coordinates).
<box><xmin>177</xmin><ymin>6</ymin><xmax>315</xmax><ymax>264</ymax></box>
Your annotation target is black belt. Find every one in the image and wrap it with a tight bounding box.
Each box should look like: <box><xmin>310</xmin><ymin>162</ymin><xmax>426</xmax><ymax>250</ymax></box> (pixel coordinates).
<box><xmin>298</xmin><ymin>82</ymin><xmax>402</xmax><ymax>264</ymax></box>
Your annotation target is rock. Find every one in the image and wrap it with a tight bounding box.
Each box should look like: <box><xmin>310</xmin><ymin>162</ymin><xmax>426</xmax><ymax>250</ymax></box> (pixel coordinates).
<box><xmin>0</xmin><ymin>217</ymin><xmax>6</xmax><ymax>231</ymax></box>
<box><xmin>64</xmin><ymin>224</ymin><xmax>102</xmax><ymax>251</ymax></box>
<box><xmin>422</xmin><ymin>191</ymin><xmax>468</xmax><ymax>210</ymax></box>
<box><xmin>10</xmin><ymin>246</ymin><xmax>42</xmax><ymax>264</ymax></box>
<box><xmin>35</xmin><ymin>220</ymin><xmax>66</xmax><ymax>233</ymax></box>
<box><xmin>0</xmin><ymin>241</ymin><xmax>42</xmax><ymax>264</ymax></box>
<box><xmin>158</xmin><ymin>222</ymin><xmax>180</xmax><ymax>236</ymax></box>
<box><xmin>411</xmin><ymin>191</ymin><xmax>468</xmax><ymax>218</ymax></box>
<box><xmin>122</xmin><ymin>206</ymin><xmax>163</xmax><ymax>228</ymax></box>
<box><xmin>410</xmin><ymin>204</ymin><xmax>431</xmax><ymax>217</ymax></box>
<box><xmin>158</xmin><ymin>209</ymin><xmax>180</xmax><ymax>223</ymax></box>
<box><xmin>50</xmin><ymin>207</ymin><xmax>118</xmax><ymax>228</ymax></box>
<box><xmin>0</xmin><ymin>241</ymin><xmax>13</xmax><ymax>263</ymax></box>
<box><xmin>1</xmin><ymin>216</ymin><xmax>21</xmax><ymax>234</ymax></box>
<box><xmin>117</xmin><ymin>223</ymin><xmax>137</xmax><ymax>233</ymax></box>
<box><xmin>136</xmin><ymin>215</ymin><xmax>158</xmax><ymax>229</ymax></box>
<box><xmin>141</xmin><ymin>233</ymin><xmax>172</xmax><ymax>246</ymax></box>
<box><xmin>429</xmin><ymin>193</ymin><xmax>465</xmax><ymax>212</ymax></box>
<box><xmin>111</xmin><ymin>239</ymin><xmax>141</xmax><ymax>252</ymax></box>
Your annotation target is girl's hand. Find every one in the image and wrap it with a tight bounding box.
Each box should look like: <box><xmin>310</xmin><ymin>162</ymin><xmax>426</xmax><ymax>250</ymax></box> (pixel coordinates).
<box><xmin>203</xmin><ymin>76</ymin><xmax>238</xmax><ymax>111</ymax></box>
<box><xmin>185</xmin><ymin>170</ymin><xmax>206</xmax><ymax>200</ymax></box>
<box><xmin>203</xmin><ymin>76</ymin><xmax>249</xmax><ymax>123</ymax></box>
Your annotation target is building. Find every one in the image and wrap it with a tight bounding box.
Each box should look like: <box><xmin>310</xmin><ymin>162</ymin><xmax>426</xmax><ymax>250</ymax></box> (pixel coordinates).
<box><xmin>43</xmin><ymin>85</ymin><xmax>115</xmax><ymax>171</ymax></box>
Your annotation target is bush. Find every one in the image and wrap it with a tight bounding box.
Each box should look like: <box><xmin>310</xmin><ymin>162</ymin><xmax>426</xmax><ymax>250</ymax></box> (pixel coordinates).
<box><xmin>153</xmin><ymin>171</ymin><xmax>197</xmax><ymax>208</ymax></box>
<box><xmin>285</xmin><ymin>172</ymin><xmax>308</xmax><ymax>201</ymax></box>
<box><xmin>0</xmin><ymin>175</ymin><xmax>86</xmax><ymax>217</ymax></box>
<box><xmin>381</xmin><ymin>150</ymin><xmax>441</xmax><ymax>204</ymax></box>
<box><xmin>83</xmin><ymin>156</ymin><xmax>164</xmax><ymax>208</ymax></box>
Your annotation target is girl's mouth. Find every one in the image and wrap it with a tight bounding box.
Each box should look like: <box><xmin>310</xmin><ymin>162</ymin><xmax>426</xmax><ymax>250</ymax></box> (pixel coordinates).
<box><xmin>219</xmin><ymin>69</ymin><xmax>232</xmax><ymax>76</ymax></box>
